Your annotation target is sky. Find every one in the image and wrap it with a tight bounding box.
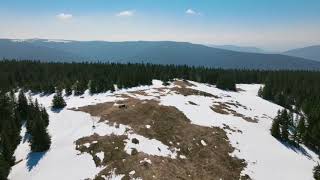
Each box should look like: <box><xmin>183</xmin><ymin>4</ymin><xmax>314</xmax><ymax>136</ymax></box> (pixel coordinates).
<box><xmin>0</xmin><ymin>0</ymin><xmax>319</xmax><ymax>51</ymax></box>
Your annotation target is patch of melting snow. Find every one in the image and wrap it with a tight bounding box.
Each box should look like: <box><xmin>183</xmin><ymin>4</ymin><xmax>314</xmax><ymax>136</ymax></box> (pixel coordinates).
<box><xmin>124</xmin><ymin>134</ymin><xmax>177</xmax><ymax>158</ymax></box>
<box><xmin>145</xmin><ymin>125</ymin><xmax>151</xmax><ymax>129</ymax></box>
<box><xmin>200</xmin><ymin>140</ymin><xmax>207</xmax><ymax>146</ymax></box>
<box><xmin>96</xmin><ymin>152</ymin><xmax>104</xmax><ymax>162</ymax></box>
<box><xmin>105</xmin><ymin>169</ymin><xmax>125</xmax><ymax>180</ymax></box>
<box><xmin>129</xmin><ymin>170</ymin><xmax>135</xmax><ymax>175</ymax></box>
<box><xmin>140</xmin><ymin>158</ymin><xmax>152</xmax><ymax>164</ymax></box>
<box><xmin>83</xmin><ymin>143</ymin><xmax>91</xmax><ymax>148</ymax></box>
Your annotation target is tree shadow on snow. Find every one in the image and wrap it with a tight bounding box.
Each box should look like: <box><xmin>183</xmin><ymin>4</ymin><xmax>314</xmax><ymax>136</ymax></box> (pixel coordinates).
<box><xmin>22</xmin><ymin>132</ymin><xmax>31</xmax><ymax>143</ymax></box>
<box><xmin>26</xmin><ymin>152</ymin><xmax>47</xmax><ymax>171</ymax></box>
<box><xmin>279</xmin><ymin>140</ymin><xmax>312</xmax><ymax>159</ymax></box>
<box><xmin>51</xmin><ymin>107</ymin><xmax>63</xmax><ymax>113</ymax></box>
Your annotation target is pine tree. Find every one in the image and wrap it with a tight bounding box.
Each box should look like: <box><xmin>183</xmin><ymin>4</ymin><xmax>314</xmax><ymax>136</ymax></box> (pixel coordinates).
<box><xmin>52</xmin><ymin>89</ymin><xmax>66</xmax><ymax>109</ymax></box>
<box><xmin>17</xmin><ymin>90</ymin><xmax>28</xmax><ymax>120</ymax></box>
<box><xmin>216</xmin><ymin>74</ymin><xmax>237</xmax><ymax>91</ymax></box>
<box><xmin>25</xmin><ymin>98</ymin><xmax>35</xmax><ymax>134</ymax></box>
<box><xmin>88</xmin><ymin>80</ymin><xmax>97</xmax><ymax>94</ymax></box>
<box><xmin>40</xmin><ymin>107</ymin><xmax>49</xmax><ymax>127</ymax></box>
<box><xmin>65</xmin><ymin>84</ymin><xmax>72</xmax><ymax>96</ymax></box>
<box><xmin>0</xmin><ymin>154</ymin><xmax>10</xmax><ymax>180</ymax></box>
<box><xmin>297</xmin><ymin>117</ymin><xmax>306</xmax><ymax>143</ymax></box>
<box><xmin>314</xmin><ymin>164</ymin><xmax>320</xmax><ymax>180</ymax></box>
<box><xmin>271</xmin><ymin>111</ymin><xmax>281</xmax><ymax>139</ymax></box>
<box><xmin>0</xmin><ymin>133</ymin><xmax>15</xmax><ymax>166</ymax></box>
<box><xmin>258</xmin><ymin>87</ymin><xmax>263</xmax><ymax>97</ymax></box>
<box><xmin>30</xmin><ymin>116</ymin><xmax>51</xmax><ymax>152</ymax></box>
<box><xmin>280</xmin><ymin>110</ymin><xmax>289</xmax><ymax>141</ymax></box>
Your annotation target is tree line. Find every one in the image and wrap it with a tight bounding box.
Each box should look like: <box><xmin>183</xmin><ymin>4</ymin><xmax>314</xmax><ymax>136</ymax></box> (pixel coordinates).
<box><xmin>0</xmin><ymin>90</ymin><xmax>51</xmax><ymax>180</ymax></box>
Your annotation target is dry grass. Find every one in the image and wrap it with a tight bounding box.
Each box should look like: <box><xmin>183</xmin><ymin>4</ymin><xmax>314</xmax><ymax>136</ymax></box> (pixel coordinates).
<box><xmin>211</xmin><ymin>102</ymin><xmax>257</xmax><ymax>123</ymax></box>
<box><xmin>76</xmin><ymin>97</ymin><xmax>248</xmax><ymax>180</ymax></box>
<box><xmin>173</xmin><ymin>80</ymin><xmax>195</xmax><ymax>88</ymax></box>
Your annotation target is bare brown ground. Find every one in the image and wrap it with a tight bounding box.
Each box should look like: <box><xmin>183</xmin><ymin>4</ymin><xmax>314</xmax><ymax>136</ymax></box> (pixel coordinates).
<box><xmin>211</xmin><ymin>102</ymin><xmax>257</xmax><ymax>123</ymax></box>
<box><xmin>173</xmin><ymin>79</ymin><xmax>195</xmax><ymax>88</ymax></box>
<box><xmin>76</xmin><ymin>97</ymin><xmax>249</xmax><ymax>180</ymax></box>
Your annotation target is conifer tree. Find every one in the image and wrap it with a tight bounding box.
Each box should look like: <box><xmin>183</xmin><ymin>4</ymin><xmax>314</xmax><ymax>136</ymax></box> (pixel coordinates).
<box><xmin>30</xmin><ymin>116</ymin><xmax>51</xmax><ymax>152</ymax></box>
<box><xmin>0</xmin><ymin>133</ymin><xmax>15</xmax><ymax>166</ymax></box>
<box><xmin>280</xmin><ymin>110</ymin><xmax>289</xmax><ymax>141</ymax></box>
<box><xmin>17</xmin><ymin>90</ymin><xmax>28</xmax><ymax>120</ymax></box>
<box><xmin>216</xmin><ymin>74</ymin><xmax>236</xmax><ymax>91</ymax></box>
<box><xmin>0</xmin><ymin>154</ymin><xmax>10</xmax><ymax>180</ymax></box>
<box><xmin>297</xmin><ymin>117</ymin><xmax>306</xmax><ymax>143</ymax></box>
<box><xmin>271</xmin><ymin>111</ymin><xmax>281</xmax><ymax>139</ymax></box>
<box><xmin>314</xmin><ymin>164</ymin><xmax>320</xmax><ymax>180</ymax></box>
<box><xmin>40</xmin><ymin>107</ymin><xmax>49</xmax><ymax>127</ymax></box>
<box><xmin>65</xmin><ymin>85</ymin><xmax>72</xmax><ymax>96</ymax></box>
<box><xmin>52</xmin><ymin>89</ymin><xmax>66</xmax><ymax>109</ymax></box>
<box><xmin>258</xmin><ymin>87</ymin><xmax>263</xmax><ymax>97</ymax></box>
<box><xmin>88</xmin><ymin>80</ymin><xmax>97</xmax><ymax>94</ymax></box>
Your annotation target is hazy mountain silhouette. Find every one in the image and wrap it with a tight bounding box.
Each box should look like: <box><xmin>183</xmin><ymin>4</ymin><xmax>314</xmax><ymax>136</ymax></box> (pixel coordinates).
<box><xmin>1</xmin><ymin>39</ymin><xmax>320</xmax><ymax>70</ymax></box>
<box><xmin>284</xmin><ymin>45</ymin><xmax>320</xmax><ymax>62</ymax></box>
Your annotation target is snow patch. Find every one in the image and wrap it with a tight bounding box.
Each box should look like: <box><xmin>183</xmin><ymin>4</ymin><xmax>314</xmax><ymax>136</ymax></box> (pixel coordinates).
<box><xmin>200</xmin><ymin>140</ymin><xmax>207</xmax><ymax>146</ymax></box>
<box><xmin>96</xmin><ymin>152</ymin><xmax>104</xmax><ymax>162</ymax></box>
<box><xmin>124</xmin><ymin>134</ymin><xmax>177</xmax><ymax>158</ymax></box>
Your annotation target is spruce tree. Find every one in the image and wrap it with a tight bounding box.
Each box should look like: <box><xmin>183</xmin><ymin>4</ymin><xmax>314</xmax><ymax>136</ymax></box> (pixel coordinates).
<box><xmin>297</xmin><ymin>117</ymin><xmax>306</xmax><ymax>143</ymax></box>
<box><xmin>280</xmin><ymin>110</ymin><xmax>289</xmax><ymax>141</ymax></box>
<box><xmin>216</xmin><ymin>74</ymin><xmax>236</xmax><ymax>91</ymax></box>
<box><xmin>40</xmin><ymin>107</ymin><xmax>49</xmax><ymax>127</ymax></box>
<box><xmin>271</xmin><ymin>111</ymin><xmax>281</xmax><ymax>139</ymax></box>
<box><xmin>17</xmin><ymin>90</ymin><xmax>28</xmax><ymax>120</ymax></box>
<box><xmin>0</xmin><ymin>133</ymin><xmax>15</xmax><ymax>166</ymax></box>
<box><xmin>30</xmin><ymin>116</ymin><xmax>51</xmax><ymax>152</ymax></box>
<box><xmin>65</xmin><ymin>84</ymin><xmax>72</xmax><ymax>96</ymax></box>
<box><xmin>314</xmin><ymin>164</ymin><xmax>320</xmax><ymax>180</ymax></box>
<box><xmin>52</xmin><ymin>89</ymin><xmax>66</xmax><ymax>109</ymax></box>
<box><xmin>258</xmin><ymin>87</ymin><xmax>263</xmax><ymax>97</ymax></box>
<box><xmin>0</xmin><ymin>154</ymin><xmax>10</xmax><ymax>180</ymax></box>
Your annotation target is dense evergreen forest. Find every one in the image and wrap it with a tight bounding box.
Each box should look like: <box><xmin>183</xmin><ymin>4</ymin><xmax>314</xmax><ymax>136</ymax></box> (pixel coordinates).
<box><xmin>0</xmin><ymin>89</ymin><xmax>51</xmax><ymax>179</ymax></box>
<box><xmin>0</xmin><ymin>60</ymin><xmax>320</xmax><ymax>179</ymax></box>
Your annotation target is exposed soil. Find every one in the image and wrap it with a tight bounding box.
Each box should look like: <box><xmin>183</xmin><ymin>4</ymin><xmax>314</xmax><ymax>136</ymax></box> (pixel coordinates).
<box><xmin>173</xmin><ymin>80</ymin><xmax>195</xmax><ymax>88</ymax></box>
<box><xmin>76</xmin><ymin>96</ymin><xmax>248</xmax><ymax>180</ymax></box>
<box><xmin>171</xmin><ymin>87</ymin><xmax>217</xmax><ymax>98</ymax></box>
<box><xmin>211</xmin><ymin>102</ymin><xmax>257</xmax><ymax>123</ymax></box>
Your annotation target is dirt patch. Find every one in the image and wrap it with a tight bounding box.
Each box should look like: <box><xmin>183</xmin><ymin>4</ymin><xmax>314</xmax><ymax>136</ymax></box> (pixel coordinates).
<box><xmin>76</xmin><ymin>97</ymin><xmax>248</xmax><ymax>180</ymax></box>
<box><xmin>211</xmin><ymin>102</ymin><xmax>257</xmax><ymax>123</ymax></box>
<box><xmin>171</xmin><ymin>87</ymin><xmax>218</xmax><ymax>98</ymax></box>
<box><xmin>173</xmin><ymin>80</ymin><xmax>195</xmax><ymax>88</ymax></box>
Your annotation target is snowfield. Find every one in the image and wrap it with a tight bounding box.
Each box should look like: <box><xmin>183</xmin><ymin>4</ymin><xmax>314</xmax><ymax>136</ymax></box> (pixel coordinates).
<box><xmin>9</xmin><ymin>80</ymin><xmax>319</xmax><ymax>180</ymax></box>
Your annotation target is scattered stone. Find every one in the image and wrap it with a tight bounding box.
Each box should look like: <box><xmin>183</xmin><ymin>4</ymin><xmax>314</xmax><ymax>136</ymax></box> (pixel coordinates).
<box><xmin>132</xmin><ymin>138</ymin><xmax>139</xmax><ymax>144</ymax></box>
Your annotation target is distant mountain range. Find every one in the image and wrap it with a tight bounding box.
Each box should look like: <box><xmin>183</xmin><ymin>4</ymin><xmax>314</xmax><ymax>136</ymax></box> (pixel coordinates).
<box><xmin>1</xmin><ymin>38</ymin><xmax>320</xmax><ymax>70</ymax></box>
<box><xmin>207</xmin><ymin>44</ymin><xmax>267</xmax><ymax>54</ymax></box>
<box><xmin>283</xmin><ymin>45</ymin><xmax>320</xmax><ymax>62</ymax></box>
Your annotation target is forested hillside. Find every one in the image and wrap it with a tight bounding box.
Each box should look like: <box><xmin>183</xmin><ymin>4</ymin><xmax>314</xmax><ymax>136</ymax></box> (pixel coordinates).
<box><xmin>0</xmin><ymin>60</ymin><xmax>320</xmax><ymax>179</ymax></box>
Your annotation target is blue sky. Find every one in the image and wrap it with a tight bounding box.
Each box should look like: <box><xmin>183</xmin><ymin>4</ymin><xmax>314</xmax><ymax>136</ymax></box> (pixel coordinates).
<box><xmin>0</xmin><ymin>0</ymin><xmax>319</xmax><ymax>51</ymax></box>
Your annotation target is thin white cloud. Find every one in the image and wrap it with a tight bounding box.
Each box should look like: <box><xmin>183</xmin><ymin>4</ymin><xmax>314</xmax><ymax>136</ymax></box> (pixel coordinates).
<box><xmin>185</xmin><ymin>9</ymin><xmax>201</xmax><ymax>15</ymax></box>
<box><xmin>116</xmin><ymin>10</ymin><xmax>135</xmax><ymax>17</ymax></box>
<box><xmin>56</xmin><ymin>13</ymin><xmax>73</xmax><ymax>20</ymax></box>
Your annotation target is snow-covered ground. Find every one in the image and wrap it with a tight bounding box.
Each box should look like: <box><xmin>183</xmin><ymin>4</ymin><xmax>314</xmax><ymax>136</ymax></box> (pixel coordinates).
<box><xmin>9</xmin><ymin>80</ymin><xmax>319</xmax><ymax>180</ymax></box>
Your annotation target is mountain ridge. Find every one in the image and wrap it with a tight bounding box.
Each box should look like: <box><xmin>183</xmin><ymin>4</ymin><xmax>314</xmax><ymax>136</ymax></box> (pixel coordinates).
<box><xmin>283</xmin><ymin>45</ymin><xmax>320</xmax><ymax>62</ymax></box>
<box><xmin>1</xmin><ymin>38</ymin><xmax>320</xmax><ymax>70</ymax></box>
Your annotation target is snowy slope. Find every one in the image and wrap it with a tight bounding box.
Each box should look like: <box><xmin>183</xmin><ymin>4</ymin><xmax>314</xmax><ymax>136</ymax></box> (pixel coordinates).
<box><xmin>9</xmin><ymin>80</ymin><xmax>319</xmax><ymax>180</ymax></box>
